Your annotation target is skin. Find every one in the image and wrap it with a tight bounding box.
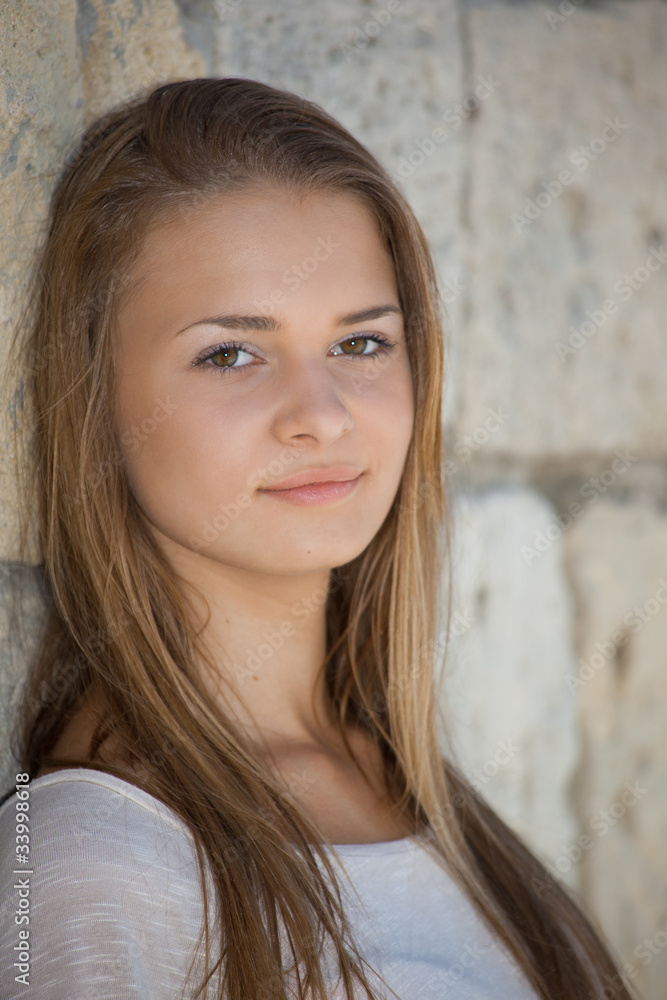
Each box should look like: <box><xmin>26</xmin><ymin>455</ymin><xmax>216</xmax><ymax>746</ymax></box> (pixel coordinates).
<box><xmin>44</xmin><ymin>186</ymin><xmax>416</xmax><ymax>843</ymax></box>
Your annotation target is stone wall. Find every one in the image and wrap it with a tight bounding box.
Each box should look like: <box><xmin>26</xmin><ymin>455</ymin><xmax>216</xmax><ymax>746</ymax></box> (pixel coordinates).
<box><xmin>1</xmin><ymin>2</ymin><xmax>665</xmax><ymax>997</ymax></box>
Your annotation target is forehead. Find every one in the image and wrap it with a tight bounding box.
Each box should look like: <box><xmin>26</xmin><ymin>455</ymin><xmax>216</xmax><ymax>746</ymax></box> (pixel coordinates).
<box><xmin>118</xmin><ymin>187</ymin><xmax>398</xmax><ymax>325</ymax></box>
<box><xmin>133</xmin><ymin>187</ymin><xmax>387</xmax><ymax>280</ymax></box>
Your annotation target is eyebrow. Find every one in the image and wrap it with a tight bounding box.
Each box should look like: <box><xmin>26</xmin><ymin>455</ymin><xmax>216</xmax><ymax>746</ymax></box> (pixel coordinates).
<box><xmin>175</xmin><ymin>304</ymin><xmax>403</xmax><ymax>337</ymax></box>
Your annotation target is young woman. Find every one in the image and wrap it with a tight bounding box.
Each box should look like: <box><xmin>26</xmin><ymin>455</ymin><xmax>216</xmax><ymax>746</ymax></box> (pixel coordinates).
<box><xmin>0</xmin><ymin>77</ymin><xmax>637</xmax><ymax>1000</ymax></box>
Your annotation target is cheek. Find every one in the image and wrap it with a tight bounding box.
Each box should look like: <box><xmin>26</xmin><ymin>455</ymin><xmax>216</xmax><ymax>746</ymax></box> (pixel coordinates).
<box><xmin>124</xmin><ymin>420</ymin><xmax>258</xmax><ymax>552</ymax></box>
<box><xmin>115</xmin><ymin>370</ymin><xmax>253</xmax><ymax>527</ymax></box>
<box><xmin>355</xmin><ymin>363</ymin><xmax>414</xmax><ymax>462</ymax></box>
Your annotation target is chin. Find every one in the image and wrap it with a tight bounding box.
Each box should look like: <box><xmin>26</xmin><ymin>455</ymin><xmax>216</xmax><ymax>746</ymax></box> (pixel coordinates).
<box><xmin>209</xmin><ymin>536</ymin><xmax>375</xmax><ymax>576</ymax></box>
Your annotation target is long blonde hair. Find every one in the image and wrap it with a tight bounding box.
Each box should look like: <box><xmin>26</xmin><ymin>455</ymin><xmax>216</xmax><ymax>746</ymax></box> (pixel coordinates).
<box><xmin>6</xmin><ymin>77</ymin><xmax>637</xmax><ymax>1000</ymax></box>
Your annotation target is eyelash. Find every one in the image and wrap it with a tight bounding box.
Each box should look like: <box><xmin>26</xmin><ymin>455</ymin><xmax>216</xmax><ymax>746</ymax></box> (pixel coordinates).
<box><xmin>191</xmin><ymin>333</ymin><xmax>396</xmax><ymax>376</ymax></box>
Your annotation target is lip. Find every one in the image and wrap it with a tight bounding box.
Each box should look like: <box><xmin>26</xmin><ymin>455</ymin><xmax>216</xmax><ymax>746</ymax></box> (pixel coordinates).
<box><xmin>258</xmin><ymin>475</ymin><xmax>364</xmax><ymax>506</ymax></box>
<box><xmin>258</xmin><ymin>466</ymin><xmax>364</xmax><ymax>491</ymax></box>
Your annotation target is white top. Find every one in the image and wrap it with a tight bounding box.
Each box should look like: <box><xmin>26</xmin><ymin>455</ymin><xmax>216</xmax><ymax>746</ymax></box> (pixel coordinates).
<box><xmin>0</xmin><ymin>769</ymin><xmax>540</xmax><ymax>999</ymax></box>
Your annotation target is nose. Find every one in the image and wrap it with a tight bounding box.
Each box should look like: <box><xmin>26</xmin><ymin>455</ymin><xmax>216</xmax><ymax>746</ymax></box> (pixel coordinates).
<box><xmin>268</xmin><ymin>358</ymin><xmax>354</xmax><ymax>446</ymax></box>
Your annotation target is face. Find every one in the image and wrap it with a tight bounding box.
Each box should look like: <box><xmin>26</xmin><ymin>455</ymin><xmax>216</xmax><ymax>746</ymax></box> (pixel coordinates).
<box><xmin>114</xmin><ymin>186</ymin><xmax>414</xmax><ymax>578</ymax></box>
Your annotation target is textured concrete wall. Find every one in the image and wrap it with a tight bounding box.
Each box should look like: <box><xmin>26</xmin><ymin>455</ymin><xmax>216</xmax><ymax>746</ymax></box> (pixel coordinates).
<box><xmin>1</xmin><ymin>2</ymin><xmax>666</xmax><ymax>997</ymax></box>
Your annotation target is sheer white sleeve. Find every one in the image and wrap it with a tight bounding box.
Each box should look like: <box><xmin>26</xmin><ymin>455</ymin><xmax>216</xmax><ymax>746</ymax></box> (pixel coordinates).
<box><xmin>0</xmin><ymin>770</ymin><xmax>220</xmax><ymax>1000</ymax></box>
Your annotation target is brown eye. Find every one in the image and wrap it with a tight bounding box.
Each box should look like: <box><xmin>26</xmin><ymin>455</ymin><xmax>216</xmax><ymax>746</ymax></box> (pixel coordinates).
<box><xmin>194</xmin><ymin>342</ymin><xmax>256</xmax><ymax>374</ymax></box>
<box><xmin>210</xmin><ymin>346</ymin><xmax>241</xmax><ymax>368</ymax></box>
<box><xmin>330</xmin><ymin>333</ymin><xmax>394</xmax><ymax>360</ymax></box>
<box><xmin>339</xmin><ymin>337</ymin><xmax>367</xmax><ymax>355</ymax></box>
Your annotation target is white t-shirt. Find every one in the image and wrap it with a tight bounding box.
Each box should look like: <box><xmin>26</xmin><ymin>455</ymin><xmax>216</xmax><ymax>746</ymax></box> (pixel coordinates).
<box><xmin>0</xmin><ymin>769</ymin><xmax>540</xmax><ymax>999</ymax></box>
